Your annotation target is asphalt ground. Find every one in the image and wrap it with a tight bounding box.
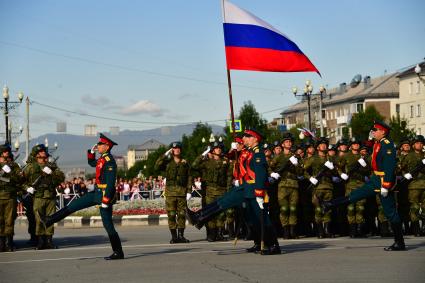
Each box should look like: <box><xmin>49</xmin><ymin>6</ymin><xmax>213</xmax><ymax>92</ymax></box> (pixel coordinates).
<box><xmin>0</xmin><ymin>226</ymin><xmax>424</xmax><ymax>283</ymax></box>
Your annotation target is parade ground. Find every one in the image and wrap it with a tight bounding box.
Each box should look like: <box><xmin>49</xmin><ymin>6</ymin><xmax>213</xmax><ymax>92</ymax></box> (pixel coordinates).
<box><xmin>0</xmin><ymin>226</ymin><xmax>424</xmax><ymax>283</ymax></box>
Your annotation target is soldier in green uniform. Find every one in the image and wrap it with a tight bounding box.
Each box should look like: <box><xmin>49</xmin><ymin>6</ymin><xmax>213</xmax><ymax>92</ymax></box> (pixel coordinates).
<box><xmin>25</xmin><ymin>144</ymin><xmax>64</xmax><ymax>250</ymax></box>
<box><xmin>155</xmin><ymin>142</ymin><xmax>191</xmax><ymax>244</ymax></box>
<box><xmin>322</xmin><ymin>121</ymin><xmax>406</xmax><ymax>251</ymax></box>
<box><xmin>263</xmin><ymin>143</ymin><xmax>272</xmax><ymax>163</ymax></box>
<box><xmin>338</xmin><ymin>138</ymin><xmax>371</xmax><ymax>237</ymax></box>
<box><xmin>402</xmin><ymin>135</ymin><xmax>425</xmax><ymax>236</ymax></box>
<box><xmin>298</xmin><ymin>140</ymin><xmax>315</xmax><ymax>237</ymax></box>
<box><xmin>304</xmin><ymin>137</ymin><xmax>338</xmax><ymax>238</ymax></box>
<box><xmin>192</xmin><ymin>141</ymin><xmax>229</xmax><ymax>241</ymax></box>
<box><xmin>0</xmin><ymin>144</ymin><xmax>22</xmax><ymax>252</ymax></box>
<box><xmin>269</xmin><ymin>133</ymin><xmax>302</xmax><ymax>239</ymax></box>
<box><xmin>41</xmin><ymin>134</ymin><xmax>124</xmax><ymax>260</ymax></box>
<box><xmin>396</xmin><ymin>138</ymin><xmax>412</xmax><ymax>234</ymax></box>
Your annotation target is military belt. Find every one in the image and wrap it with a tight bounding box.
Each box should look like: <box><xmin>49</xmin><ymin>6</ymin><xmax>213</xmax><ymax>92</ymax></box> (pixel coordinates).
<box><xmin>96</xmin><ymin>184</ymin><xmax>107</xmax><ymax>189</ymax></box>
<box><xmin>374</xmin><ymin>171</ymin><xmax>385</xmax><ymax>176</ymax></box>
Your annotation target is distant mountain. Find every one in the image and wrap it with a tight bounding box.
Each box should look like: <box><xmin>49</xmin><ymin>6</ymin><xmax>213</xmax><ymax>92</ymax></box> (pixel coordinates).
<box><xmin>17</xmin><ymin>123</ymin><xmax>224</xmax><ymax>172</ymax></box>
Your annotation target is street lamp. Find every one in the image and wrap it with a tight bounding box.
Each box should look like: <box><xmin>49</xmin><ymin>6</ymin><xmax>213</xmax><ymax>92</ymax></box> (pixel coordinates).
<box><xmin>292</xmin><ymin>80</ymin><xmax>314</xmax><ymax>130</ymax></box>
<box><xmin>415</xmin><ymin>63</ymin><xmax>425</xmax><ymax>82</ymax></box>
<box><xmin>1</xmin><ymin>86</ymin><xmax>24</xmax><ymax>145</ymax></box>
<box><xmin>318</xmin><ymin>85</ymin><xmax>327</xmax><ymax>137</ymax></box>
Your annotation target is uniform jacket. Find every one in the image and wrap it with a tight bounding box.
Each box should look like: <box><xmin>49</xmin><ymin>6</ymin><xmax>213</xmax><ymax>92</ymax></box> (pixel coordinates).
<box><xmin>88</xmin><ymin>150</ymin><xmax>117</xmax><ymax>205</ymax></box>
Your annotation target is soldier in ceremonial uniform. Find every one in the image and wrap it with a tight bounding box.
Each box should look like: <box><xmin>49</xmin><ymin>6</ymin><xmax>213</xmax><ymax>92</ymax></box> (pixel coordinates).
<box><xmin>322</xmin><ymin>121</ymin><xmax>406</xmax><ymax>250</ymax></box>
<box><xmin>188</xmin><ymin>129</ymin><xmax>281</xmax><ymax>255</ymax></box>
<box><xmin>402</xmin><ymin>135</ymin><xmax>425</xmax><ymax>236</ymax></box>
<box><xmin>192</xmin><ymin>141</ymin><xmax>229</xmax><ymax>241</ymax></box>
<box><xmin>0</xmin><ymin>144</ymin><xmax>22</xmax><ymax>252</ymax></box>
<box><xmin>25</xmin><ymin>144</ymin><xmax>64</xmax><ymax>250</ymax></box>
<box><xmin>41</xmin><ymin>134</ymin><xmax>124</xmax><ymax>259</ymax></box>
<box><xmin>155</xmin><ymin>142</ymin><xmax>191</xmax><ymax>244</ymax></box>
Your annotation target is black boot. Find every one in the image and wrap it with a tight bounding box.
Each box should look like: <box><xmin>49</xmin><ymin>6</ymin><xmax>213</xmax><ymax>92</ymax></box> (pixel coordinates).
<box><xmin>403</xmin><ymin>221</ymin><xmax>411</xmax><ymax>235</ymax></box>
<box><xmin>177</xmin><ymin>228</ymin><xmax>190</xmax><ymax>243</ymax></box>
<box><xmin>5</xmin><ymin>236</ymin><xmax>14</xmax><ymax>252</ymax></box>
<box><xmin>227</xmin><ymin>222</ymin><xmax>235</xmax><ymax>240</ymax></box>
<box><xmin>246</xmin><ymin>242</ymin><xmax>261</xmax><ymax>253</ymax></box>
<box><xmin>317</xmin><ymin>223</ymin><xmax>324</xmax><ymax>239</ymax></box>
<box><xmin>411</xmin><ymin>221</ymin><xmax>421</xmax><ymax>237</ymax></box>
<box><xmin>384</xmin><ymin>222</ymin><xmax>406</xmax><ymax>251</ymax></box>
<box><xmin>36</xmin><ymin>236</ymin><xmax>45</xmax><ymax>250</ymax></box>
<box><xmin>44</xmin><ymin>235</ymin><xmax>57</xmax><ymax>249</ymax></box>
<box><xmin>357</xmin><ymin>223</ymin><xmax>366</xmax><ymax>238</ymax></box>
<box><xmin>282</xmin><ymin>226</ymin><xmax>290</xmax><ymax>239</ymax></box>
<box><xmin>215</xmin><ymin>228</ymin><xmax>225</xmax><ymax>241</ymax></box>
<box><xmin>0</xmin><ymin>237</ymin><xmax>5</xmax><ymax>252</ymax></box>
<box><xmin>349</xmin><ymin>224</ymin><xmax>357</xmax><ymax>238</ymax></box>
<box><xmin>105</xmin><ymin>233</ymin><xmax>124</xmax><ymax>260</ymax></box>
<box><xmin>380</xmin><ymin>221</ymin><xmax>391</xmax><ymax>237</ymax></box>
<box><xmin>186</xmin><ymin>202</ymin><xmax>222</xmax><ymax>229</ymax></box>
<box><xmin>169</xmin><ymin>229</ymin><xmax>179</xmax><ymax>244</ymax></box>
<box><xmin>40</xmin><ymin>207</ymin><xmax>73</xmax><ymax>229</ymax></box>
<box><xmin>321</xmin><ymin>196</ymin><xmax>350</xmax><ymax>213</ymax></box>
<box><xmin>289</xmin><ymin>225</ymin><xmax>298</xmax><ymax>239</ymax></box>
<box><xmin>207</xmin><ymin>228</ymin><xmax>217</xmax><ymax>242</ymax></box>
<box><xmin>324</xmin><ymin>222</ymin><xmax>333</xmax><ymax>238</ymax></box>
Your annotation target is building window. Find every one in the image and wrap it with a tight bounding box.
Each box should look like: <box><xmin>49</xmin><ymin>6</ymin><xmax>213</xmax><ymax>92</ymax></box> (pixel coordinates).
<box><xmin>418</xmin><ymin>128</ymin><xmax>422</xmax><ymax>135</ymax></box>
<box><xmin>409</xmin><ymin>82</ymin><xmax>413</xmax><ymax>95</ymax></box>
<box><xmin>356</xmin><ymin>103</ymin><xmax>363</xmax><ymax>113</ymax></box>
<box><xmin>396</xmin><ymin>104</ymin><xmax>400</xmax><ymax>114</ymax></box>
<box><xmin>411</xmin><ymin>105</ymin><xmax>414</xmax><ymax>118</ymax></box>
<box><xmin>417</xmin><ymin>81</ymin><xmax>421</xmax><ymax>94</ymax></box>
<box><xmin>417</xmin><ymin>104</ymin><xmax>421</xmax><ymax>117</ymax></box>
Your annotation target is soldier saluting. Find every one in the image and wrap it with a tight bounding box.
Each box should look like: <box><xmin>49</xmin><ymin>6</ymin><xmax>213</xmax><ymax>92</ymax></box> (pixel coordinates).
<box><xmin>40</xmin><ymin>133</ymin><xmax>124</xmax><ymax>260</ymax></box>
<box><xmin>322</xmin><ymin>121</ymin><xmax>406</xmax><ymax>251</ymax></box>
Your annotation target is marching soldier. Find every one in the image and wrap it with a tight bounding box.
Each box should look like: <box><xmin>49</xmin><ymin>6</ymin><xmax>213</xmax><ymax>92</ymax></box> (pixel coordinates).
<box><xmin>155</xmin><ymin>142</ymin><xmax>191</xmax><ymax>244</ymax></box>
<box><xmin>263</xmin><ymin>143</ymin><xmax>272</xmax><ymax>163</ymax></box>
<box><xmin>25</xmin><ymin>144</ymin><xmax>64</xmax><ymax>250</ymax></box>
<box><xmin>269</xmin><ymin>133</ymin><xmax>302</xmax><ymax>239</ymax></box>
<box><xmin>192</xmin><ymin>141</ymin><xmax>229</xmax><ymax>241</ymax></box>
<box><xmin>403</xmin><ymin>135</ymin><xmax>425</xmax><ymax>236</ymax></box>
<box><xmin>0</xmin><ymin>144</ymin><xmax>22</xmax><ymax>252</ymax></box>
<box><xmin>338</xmin><ymin>137</ymin><xmax>371</xmax><ymax>237</ymax></box>
<box><xmin>397</xmin><ymin>138</ymin><xmax>412</xmax><ymax>234</ymax></box>
<box><xmin>322</xmin><ymin>121</ymin><xmax>406</xmax><ymax>251</ymax></box>
<box><xmin>40</xmin><ymin>134</ymin><xmax>124</xmax><ymax>260</ymax></box>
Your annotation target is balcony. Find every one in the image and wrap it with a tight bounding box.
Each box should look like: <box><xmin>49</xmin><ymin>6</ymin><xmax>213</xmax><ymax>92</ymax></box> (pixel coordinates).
<box><xmin>336</xmin><ymin>115</ymin><xmax>350</xmax><ymax>125</ymax></box>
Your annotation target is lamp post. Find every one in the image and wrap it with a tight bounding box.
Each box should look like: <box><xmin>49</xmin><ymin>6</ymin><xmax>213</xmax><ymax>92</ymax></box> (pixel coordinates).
<box><xmin>1</xmin><ymin>86</ymin><xmax>24</xmax><ymax>145</ymax></box>
<box><xmin>415</xmin><ymin>63</ymin><xmax>425</xmax><ymax>84</ymax></box>
<box><xmin>318</xmin><ymin>85</ymin><xmax>327</xmax><ymax>137</ymax></box>
<box><xmin>292</xmin><ymin>80</ymin><xmax>314</xmax><ymax>130</ymax></box>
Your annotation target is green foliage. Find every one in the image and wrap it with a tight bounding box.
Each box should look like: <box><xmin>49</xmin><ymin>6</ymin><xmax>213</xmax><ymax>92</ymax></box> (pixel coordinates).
<box><xmin>350</xmin><ymin>105</ymin><xmax>384</xmax><ymax>140</ymax></box>
<box><xmin>181</xmin><ymin>123</ymin><xmax>213</xmax><ymax>163</ymax></box>
<box><xmin>342</xmin><ymin>127</ymin><xmax>350</xmax><ymax>139</ymax></box>
<box><xmin>389</xmin><ymin>113</ymin><xmax>416</xmax><ymax>143</ymax></box>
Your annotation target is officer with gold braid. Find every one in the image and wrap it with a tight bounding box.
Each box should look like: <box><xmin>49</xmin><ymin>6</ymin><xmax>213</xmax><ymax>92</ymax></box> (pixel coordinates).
<box><xmin>40</xmin><ymin>133</ymin><xmax>124</xmax><ymax>260</ymax></box>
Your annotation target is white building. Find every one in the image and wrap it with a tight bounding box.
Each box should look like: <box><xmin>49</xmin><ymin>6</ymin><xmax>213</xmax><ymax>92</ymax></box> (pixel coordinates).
<box><xmin>84</xmin><ymin>124</ymin><xmax>97</xmax><ymax>136</ymax></box>
<box><xmin>127</xmin><ymin>139</ymin><xmax>164</xmax><ymax>168</ymax></box>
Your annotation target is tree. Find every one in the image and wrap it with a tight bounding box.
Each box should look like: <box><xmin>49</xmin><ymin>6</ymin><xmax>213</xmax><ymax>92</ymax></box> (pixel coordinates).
<box><xmin>350</xmin><ymin>105</ymin><xmax>384</xmax><ymax>140</ymax></box>
<box><xmin>181</xmin><ymin>123</ymin><xmax>213</xmax><ymax>163</ymax></box>
<box><xmin>389</xmin><ymin>113</ymin><xmax>416</xmax><ymax>144</ymax></box>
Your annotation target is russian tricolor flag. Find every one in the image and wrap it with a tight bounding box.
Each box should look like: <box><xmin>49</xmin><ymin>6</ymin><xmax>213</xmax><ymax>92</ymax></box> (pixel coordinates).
<box><xmin>223</xmin><ymin>0</ymin><xmax>320</xmax><ymax>75</ymax></box>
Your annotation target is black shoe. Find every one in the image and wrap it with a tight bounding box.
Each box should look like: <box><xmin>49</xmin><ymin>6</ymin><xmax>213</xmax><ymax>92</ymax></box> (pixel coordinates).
<box><xmin>177</xmin><ymin>228</ymin><xmax>190</xmax><ymax>243</ymax></box>
<box><xmin>207</xmin><ymin>228</ymin><xmax>217</xmax><ymax>242</ymax></box>
<box><xmin>5</xmin><ymin>236</ymin><xmax>15</xmax><ymax>252</ymax></box>
<box><xmin>260</xmin><ymin>244</ymin><xmax>282</xmax><ymax>255</ymax></box>
<box><xmin>36</xmin><ymin>236</ymin><xmax>44</xmax><ymax>250</ymax></box>
<box><xmin>104</xmin><ymin>251</ymin><xmax>124</xmax><ymax>260</ymax></box>
<box><xmin>289</xmin><ymin>225</ymin><xmax>298</xmax><ymax>239</ymax></box>
<box><xmin>246</xmin><ymin>243</ymin><xmax>261</xmax><ymax>253</ymax></box>
<box><xmin>215</xmin><ymin>228</ymin><xmax>225</xmax><ymax>241</ymax></box>
<box><xmin>320</xmin><ymin>196</ymin><xmax>350</xmax><ymax>213</ymax></box>
<box><xmin>384</xmin><ymin>222</ymin><xmax>405</xmax><ymax>251</ymax></box>
<box><xmin>384</xmin><ymin>242</ymin><xmax>406</xmax><ymax>251</ymax></box>
<box><xmin>44</xmin><ymin>236</ymin><xmax>57</xmax><ymax>249</ymax></box>
<box><xmin>170</xmin><ymin>229</ymin><xmax>179</xmax><ymax>244</ymax></box>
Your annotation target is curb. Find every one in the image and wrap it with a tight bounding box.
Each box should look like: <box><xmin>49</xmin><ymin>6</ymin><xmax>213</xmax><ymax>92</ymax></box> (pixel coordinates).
<box><xmin>16</xmin><ymin>215</ymin><xmax>173</xmax><ymax>228</ymax></box>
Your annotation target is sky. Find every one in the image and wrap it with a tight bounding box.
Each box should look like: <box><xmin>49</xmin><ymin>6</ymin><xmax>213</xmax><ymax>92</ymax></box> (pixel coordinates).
<box><xmin>0</xmin><ymin>0</ymin><xmax>424</xmax><ymax>140</ymax></box>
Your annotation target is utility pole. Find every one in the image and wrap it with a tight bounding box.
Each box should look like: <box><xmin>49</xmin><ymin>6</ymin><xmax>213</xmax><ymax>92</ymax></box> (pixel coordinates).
<box><xmin>26</xmin><ymin>97</ymin><xmax>30</xmax><ymax>162</ymax></box>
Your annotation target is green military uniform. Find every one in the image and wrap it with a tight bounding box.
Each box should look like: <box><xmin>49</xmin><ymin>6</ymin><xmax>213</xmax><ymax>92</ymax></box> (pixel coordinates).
<box><xmin>155</xmin><ymin>142</ymin><xmax>191</xmax><ymax>243</ymax></box>
<box><xmin>24</xmin><ymin>145</ymin><xmax>64</xmax><ymax>249</ymax></box>
<box><xmin>298</xmin><ymin>151</ymin><xmax>315</xmax><ymax>237</ymax></box>
<box><xmin>396</xmin><ymin>142</ymin><xmax>411</xmax><ymax>234</ymax></box>
<box><xmin>0</xmin><ymin>145</ymin><xmax>22</xmax><ymax>252</ymax></box>
<box><xmin>404</xmin><ymin>138</ymin><xmax>425</xmax><ymax>236</ymax></box>
<box><xmin>192</xmin><ymin>149</ymin><xmax>229</xmax><ymax>241</ymax></box>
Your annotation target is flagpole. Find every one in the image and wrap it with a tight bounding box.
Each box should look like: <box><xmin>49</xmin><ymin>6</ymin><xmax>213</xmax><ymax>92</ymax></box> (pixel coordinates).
<box><xmin>226</xmin><ymin>69</ymin><xmax>237</xmax><ymax>138</ymax></box>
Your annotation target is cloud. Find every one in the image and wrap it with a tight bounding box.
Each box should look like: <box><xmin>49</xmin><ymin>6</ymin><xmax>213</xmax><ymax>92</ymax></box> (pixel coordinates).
<box><xmin>31</xmin><ymin>114</ymin><xmax>59</xmax><ymax>123</ymax></box>
<box><xmin>178</xmin><ymin>93</ymin><xmax>199</xmax><ymax>100</ymax></box>
<box><xmin>119</xmin><ymin>100</ymin><xmax>165</xmax><ymax>117</ymax></box>
<box><xmin>81</xmin><ymin>94</ymin><xmax>111</xmax><ymax>107</ymax></box>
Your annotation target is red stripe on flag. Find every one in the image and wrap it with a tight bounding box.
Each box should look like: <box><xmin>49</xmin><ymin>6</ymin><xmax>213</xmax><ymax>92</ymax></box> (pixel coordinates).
<box><xmin>225</xmin><ymin>47</ymin><xmax>320</xmax><ymax>74</ymax></box>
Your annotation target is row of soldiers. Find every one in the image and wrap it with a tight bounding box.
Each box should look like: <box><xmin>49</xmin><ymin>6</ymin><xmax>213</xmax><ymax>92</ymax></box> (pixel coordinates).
<box><xmin>155</xmin><ymin>131</ymin><xmax>425</xmax><ymax>244</ymax></box>
<box><xmin>0</xmin><ymin>144</ymin><xmax>64</xmax><ymax>252</ymax></box>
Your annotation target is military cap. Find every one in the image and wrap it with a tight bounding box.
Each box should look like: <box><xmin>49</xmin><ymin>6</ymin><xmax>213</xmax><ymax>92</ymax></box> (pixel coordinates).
<box><xmin>170</xmin><ymin>141</ymin><xmax>182</xmax><ymax>149</ymax></box>
<box><xmin>337</xmin><ymin>138</ymin><xmax>349</xmax><ymax>146</ymax></box>
<box><xmin>0</xmin><ymin>144</ymin><xmax>9</xmax><ymax>153</ymax></box>
<box><xmin>328</xmin><ymin>144</ymin><xmax>337</xmax><ymax>151</ymax></box>
<box><xmin>316</xmin><ymin>137</ymin><xmax>329</xmax><ymax>146</ymax></box>
<box><xmin>97</xmin><ymin>133</ymin><xmax>118</xmax><ymax>147</ymax></box>
<box><xmin>349</xmin><ymin>137</ymin><xmax>361</xmax><ymax>146</ymax></box>
<box><xmin>304</xmin><ymin>139</ymin><xmax>315</xmax><ymax>148</ymax></box>
<box><xmin>372</xmin><ymin>120</ymin><xmax>390</xmax><ymax>134</ymax></box>
<box><xmin>263</xmin><ymin>143</ymin><xmax>271</xmax><ymax>151</ymax></box>
<box><xmin>272</xmin><ymin>140</ymin><xmax>282</xmax><ymax>149</ymax></box>
<box><xmin>412</xmin><ymin>135</ymin><xmax>425</xmax><ymax>144</ymax></box>
<box><xmin>234</xmin><ymin>134</ymin><xmax>243</xmax><ymax>144</ymax></box>
<box><xmin>281</xmin><ymin>132</ymin><xmax>294</xmax><ymax>143</ymax></box>
<box><xmin>243</xmin><ymin>129</ymin><xmax>263</xmax><ymax>142</ymax></box>
<box><xmin>31</xmin><ymin>144</ymin><xmax>48</xmax><ymax>157</ymax></box>
<box><xmin>398</xmin><ymin>138</ymin><xmax>410</xmax><ymax>148</ymax></box>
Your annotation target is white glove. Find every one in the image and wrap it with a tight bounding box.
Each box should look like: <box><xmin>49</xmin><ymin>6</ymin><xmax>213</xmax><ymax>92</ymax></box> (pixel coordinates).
<box><xmin>422</xmin><ymin>159</ymin><xmax>425</xmax><ymax>165</ymax></box>
<box><xmin>357</xmin><ymin>158</ymin><xmax>367</xmax><ymax>167</ymax></box>
<box><xmin>231</xmin><ymin>142</ymin><xmax>238</xmax><ymax>150</ymax></box>
<box><xmin>201</xmin><ymin>146</ymin><xmax>211</xmax><ymax>157</ymax></box>
<box><xmin>332</xmin><ymin>176</ymin><xmax>341</xmax><ymax>183</ymax></box>
<box><xmin>87</xmin><ymin>185</ymin><xmax>95</xmax><ymax>192</ymax></box>
<box><xmin>164</xmin><ymin>148</ymin><xmax>173</xmax><ymax>157</ymax></box>
<box><xmin>404</xmin><ymin>173</ymin><xmax>413</xmax><ymax>180</ymax></box>
<box><xmin>1</xmin><ymin>165</ymin><xmax>11</xmax><ymax>174</ymax></box>
<box><xmin>186</xmin><ymin>193</ymin><xmax>192</xmax><ymax>201</ymax></box>
<box><xmin>368</xmin><ymin>130</ymin><xmax>374</xmax><ymax>141</ymax></box>
<box><xmin>27</xmin><ymin>187</ymin><xmax>35</xmax><ymax>194</ymax></box>
<box><xmin>42</xmin><ymin>166</ymin><xmax>52</xmax><ymax>175</ymax></box>
<box><xmin>64</xmin><ymin>188</ymin><xmax>71</xmax><ymax>195</ymax></box>
<box><xmin>340</xmin><ymin>173</ymin><xmax>349</xmax><ymax>181</ymax></box>
<box><xmin>324</xmin><ymin>161</ymin><xmax>334</xmax><ymax>170</ymax></box>
<box><xmin>233</xmin><ymin>180</ymin><xmax>239</xmax><ymax>187</ymax></box>
<box><xmin>101</xmin><ymin>203</ymin><xmax>109</xmax><ymax>208</ymax></box>
<box><xmin>380</xmin><ymin>187</ymin><xmax>388</xmax><ymax>197</ymax></box>
<box><xmin>270</xmin><ymin>172</ymin><xmax>280</xmax><ymax>179</ymax></box>
<box><xmin>309</xmin><ymin>177</ymin><xmax>318</xmax><ymax>185</ymax></box>
<box><xmin>289</xmin><ymin>156</ymin><xmax>298</xmax><ymax>166</ymax></box>
<box><xmin>90</xmin><ymin>144</ymin><xmax>97</xmax><ymax>154</ymax></box>
<box><xmin>256</xmin><ymin>197</ymin><xmax>264</xmax><ymax>210</ymax></box>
